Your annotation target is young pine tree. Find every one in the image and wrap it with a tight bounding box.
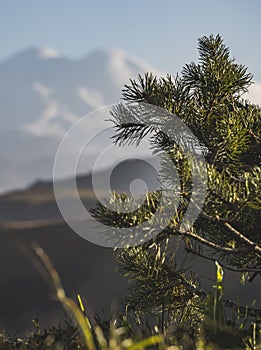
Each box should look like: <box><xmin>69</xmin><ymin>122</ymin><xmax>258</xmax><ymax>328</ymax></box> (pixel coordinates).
<box><xmin>92</xmin><ymin>35</ymin><xmax>261</xmax><ymax>340</ymax></box>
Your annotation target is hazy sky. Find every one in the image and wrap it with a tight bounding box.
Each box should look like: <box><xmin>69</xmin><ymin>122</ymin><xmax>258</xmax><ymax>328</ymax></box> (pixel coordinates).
<box><xmin>1</xmin><ymin>0</ymin><xmax>261</xmax><ymax>80</ymax></box>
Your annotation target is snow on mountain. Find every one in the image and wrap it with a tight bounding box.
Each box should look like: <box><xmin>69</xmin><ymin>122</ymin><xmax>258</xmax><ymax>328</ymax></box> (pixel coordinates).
<box><xmin>38</xmin><ymin>47</ymin><xmax>61</xmax><ymax>59</ymax></box>
<box><xmin>0</xmin><ymin>47</ymin><xmax>162</xmax><ymax>193</ymax></box>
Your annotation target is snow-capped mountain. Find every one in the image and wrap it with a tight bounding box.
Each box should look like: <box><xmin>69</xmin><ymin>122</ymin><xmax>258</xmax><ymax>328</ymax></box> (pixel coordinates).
<box><xmin>0</xmin><ymin>47</ymin><xmax>161</xmax><ymax>134</ymax></box>
<box><xmin>0</xmin><ymin>47</ymin><xmax>162</xmax><ymax>193</ymax></box>
<box><xmin>0</xmin><ymin>47</ymin><xmax>260</xmax><ymax>194</ymax></box>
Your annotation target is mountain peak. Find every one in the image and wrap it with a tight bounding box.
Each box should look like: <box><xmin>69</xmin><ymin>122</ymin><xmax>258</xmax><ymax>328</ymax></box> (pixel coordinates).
<box><xmin>1</xmin><ymin>46</ymin><xmax>63</xmax><ymax>65</ymax></box>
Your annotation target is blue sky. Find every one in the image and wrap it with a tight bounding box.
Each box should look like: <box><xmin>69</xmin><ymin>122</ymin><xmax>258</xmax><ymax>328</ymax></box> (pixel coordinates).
<box><xmin>1</xmin><ymin>0</ymin><xmax>261</xmax><ymax>80</ymax></box>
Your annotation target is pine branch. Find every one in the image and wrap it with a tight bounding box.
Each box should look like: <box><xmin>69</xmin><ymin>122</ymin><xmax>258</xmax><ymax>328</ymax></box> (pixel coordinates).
<box><xmin>185</xmin><ymin>246</ymin><xmax>261</xmax><ymax>273</ymax></box>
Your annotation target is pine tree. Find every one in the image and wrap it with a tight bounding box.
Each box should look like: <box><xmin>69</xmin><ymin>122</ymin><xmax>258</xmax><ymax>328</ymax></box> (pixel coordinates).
<box><xmin>91</xmin><ymin>35</ymin><xmax>261</xmax><ymax>339</ymax></box>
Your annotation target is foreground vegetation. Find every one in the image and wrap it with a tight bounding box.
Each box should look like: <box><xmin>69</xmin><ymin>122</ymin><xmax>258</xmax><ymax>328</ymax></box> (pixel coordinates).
<box><xmin>0</xmin><ymin>246</ymin><xmax>260</xmax><ymax>350</ymax></box>
<box><xmin>0</xmin><ymin>319</ymin><xmax>259</xmax><ymax>350</ymax></box>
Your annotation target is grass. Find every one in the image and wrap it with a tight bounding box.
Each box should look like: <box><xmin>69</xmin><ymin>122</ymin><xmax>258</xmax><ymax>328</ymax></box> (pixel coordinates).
<box><xmin>0</xmin><ymin>246</ymin><xmax>260</xmax><ymax>350</ymax></box>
